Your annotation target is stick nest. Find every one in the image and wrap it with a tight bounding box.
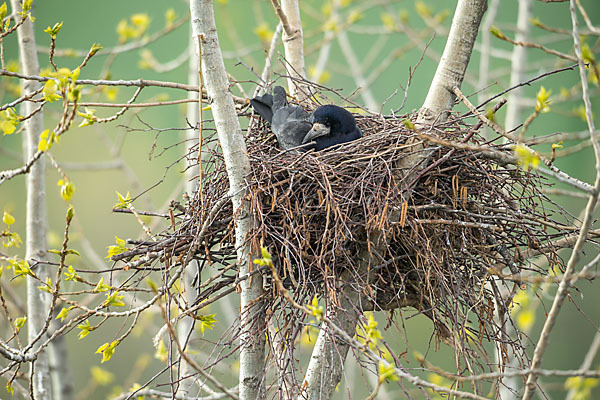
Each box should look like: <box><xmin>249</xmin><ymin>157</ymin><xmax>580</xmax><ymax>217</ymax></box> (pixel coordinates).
<box><xmin>114</xmin><ymin>97</ymin><xmax>571</xmax><ymax>363</ymax></box>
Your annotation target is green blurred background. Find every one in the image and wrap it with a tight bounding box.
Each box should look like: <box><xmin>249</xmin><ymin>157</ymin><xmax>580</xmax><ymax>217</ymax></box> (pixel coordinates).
<box><xmin>1</xmin><ymin>0</ymin><xmax>599</xmax><ymax>398</ymax></box>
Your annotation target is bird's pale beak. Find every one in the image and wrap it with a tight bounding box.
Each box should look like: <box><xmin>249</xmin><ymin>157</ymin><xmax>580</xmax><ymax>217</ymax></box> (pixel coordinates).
<box><xmin>302</xmin><ymin>122</ymin><xmax>330</xmax><ymax>144</ymax></box>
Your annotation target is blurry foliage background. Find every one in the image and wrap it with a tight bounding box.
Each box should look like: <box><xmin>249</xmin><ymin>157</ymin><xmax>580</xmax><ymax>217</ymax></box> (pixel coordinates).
<box><xmin>1</xmin><ymin>0</ymin><xmax>600</xmax><ymax>398</ymax></box>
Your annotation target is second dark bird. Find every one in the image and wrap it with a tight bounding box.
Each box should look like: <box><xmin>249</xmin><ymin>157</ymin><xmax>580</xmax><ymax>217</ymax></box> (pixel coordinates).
<box><xmin>250</xmin><ymin>86</ymin><xmax>362</xmax><ymax>151</ymax></box>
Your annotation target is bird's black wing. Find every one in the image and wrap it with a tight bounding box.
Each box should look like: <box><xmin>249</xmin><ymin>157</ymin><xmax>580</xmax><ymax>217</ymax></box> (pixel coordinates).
<box><xmin>272</xmin><ymin>106</ymin><xmax>312</xmax><ymax>150</ymax></box>
<box><xmin>250</xmin><ymin>92</ymin><xmax>274</xmax><ymax>124</ymax></box>
<box><xmin>251</xmin><ymin>86</ymin><xmax>313</xmax><ymax>150</ymax></box>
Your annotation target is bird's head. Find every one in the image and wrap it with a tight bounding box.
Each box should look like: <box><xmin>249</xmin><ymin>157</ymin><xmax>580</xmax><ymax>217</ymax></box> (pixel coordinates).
<box><xmin>302</xmin><ymin>105</ymin><xmax>358</xmax><ymax>145</ymax></box>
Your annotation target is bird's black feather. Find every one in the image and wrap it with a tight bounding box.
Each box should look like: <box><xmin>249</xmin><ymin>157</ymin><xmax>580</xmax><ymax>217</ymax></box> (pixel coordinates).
<box><xmin>302</xmin><ymin>105</ymin><xmax>363</xmax><ymax>151</ymax></box>
<box><xmin>249</xmin><ymin>93</ymin><xmax>274</xmax><ymax>124</ymax></box>
<box><xmin>250</xmin><ymin>86</ymin><xmax>362</xmax><ymax>152</ymax></box>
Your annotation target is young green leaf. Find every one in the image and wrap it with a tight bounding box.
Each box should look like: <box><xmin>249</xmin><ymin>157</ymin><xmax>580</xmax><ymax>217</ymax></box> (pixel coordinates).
<box><xmin>104</xmin><ymin>291</ymin><xmax>125</xmax><ymax>307</ymax></box>
<box><xmin>196</xmin><ymin>313</ymin><xmax>217</xmax><ymax>335</ymax></box>
<box><xmin>77</xmin><ymin>319</ymin><xmax>93</xmax><ymax>339</ymax></box>
<box><xmin>3</xmin><ymin>211</ymin><xmax>15</xmax><ymax>225</ymax></box>
<box><xmin>14</xmin><ymin>316</ymin><xmax>27</xmax><ymax>332</ymax></box>
<box><xmin>43</xmin><ymin>21</ymin><xmax>63</xmax><ymax>39</ymax></box>
<box><xmin>94</xmin><ymin>277</ymin><xmax>112</xmax><ymax>292</ymax></box>
<box><xmin>96</xmin><ymin>340</ymin><xmax>119</xmax><ymax>363</ymax></box>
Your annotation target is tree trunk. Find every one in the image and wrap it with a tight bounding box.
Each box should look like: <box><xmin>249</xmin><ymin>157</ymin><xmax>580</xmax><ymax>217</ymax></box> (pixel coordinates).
<box><xmin>280</xmin><ymin>0</ymin><xmax>307</xmax><ymax>99</ymax></box>
<box><xmin>11</xmin><ymin>1</ymin><xmax>53</xmax><ymax>399</ymax></box>
<box><xmin>175</xmin><ymin>22</ymin><xmax>201</xmax><ymax>398</ymax></box>
<box><xmin>418</xmin><ymin>0</ymin><xmax>488</xmax><ymax>124</ymax></box>
<box><xmin>504</xmin><ymin>0</ymin><xmax>531</xmax><ymax>133</ymax></box>
<box><xmin>302</xmin><ymin>1</ymin><xmax>488</xmax><ymax>399</ymax></box>
<box><xmin>189</xmin><ymin>1</ymin><xmax>265</xmax><ymax>399</ymax></box>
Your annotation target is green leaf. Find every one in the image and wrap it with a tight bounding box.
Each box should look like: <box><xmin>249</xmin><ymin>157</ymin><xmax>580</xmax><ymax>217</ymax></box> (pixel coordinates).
<box><xmin>42</xmin><ymin>80</ymin><xmax>62</xmax><ymax>102</ymax></box>
<box><xmin>96</xmin><ymin>340</ymin><xmax>119</xmax><ymax>363</ymax></box>
<box><xmin>3</xmin><ymin>211</ymin><xmax>15</xmax><ymax>225</ymax></box>
<box><xmin>154</xmin><ymin>339</ymin><xmax>168</xmax><ymax>362</ymax></box>
<box><xmin>38</xmin><ymin>277</ymin><xmax>53</xmax><ymax>293</ymax></box>
<box><xmin>530</xmin><ymin>17</ymin><xmax>542</xmax><ymax>28</ymax></box>
<box><xmin>415</xmin><ymin>1</ymin><xmax>432</xmax><ymax>18</ymax></box>
<box><xmin>77</xmin><ymin>107</ymin><xmax>96</xmax><ymax>127</ymax></box>
<box><xmin>0</xmin><ymin>3</ymin><xmax>7</xmax><ymax>21</ymax></box>
<box><xmin>64</xmin><ymin>265</ymin><xmax>79</xmax><ymax>281</ymax></box>
<box><xmin>93</xmin><ymin>277</ymin><xmax>112</xmax><ymax>293</ymax></box>
<box><xmin>66</xmin><ymin>205</ymin><xmax>74</xmax><ymax>223</ymax></box>
<box><xmin>378</xmin><ymin>361</ymin><xmax>399</xmax><ymax>383</ymax></box>
<box><xmin>146</xmin><ymin>277</ymin><xmax>158</xmax><ymax>292</ymax></box>
<box><xmin>89</xmin><ymin>43</ymin><xmax>103</xmax><ymax>56</ymax></box>
<box><xmin>0</xmin><ymin>119</ymin><xmax>16</xmax><ymax>135</ymax></box>
<box><xmin>106</xmin><ymin>236</ymin><xmax>128</xmax><ymax>259</ymax></box>
<box><xmin>12</xmin><ymin>259</ymin><xmax>31</xmax><ymax>277</ymax></box>
<box><xmin>514</xmin><ymin>145</ymin><xmax>540</xmax><ymax>170</ymax></box>
<box><xmin>581</xmin><ymin>44</ymin><xmax>596</xmax><ymax>64</ymax></box>
<box><xmin>56</xmin><ymin>307</ymin><xmax>72</xmax><ymax>322</ymax></box>
<box><xmin>535</xmin><ymin>86</ymin><xmax>552</xmax><ymax>113</ymax></box>
<box><xmin>381</xmin><ymin>12</ymin><xmax>395</xmax><ymax>31</ymax></box>
<box><xmin>114</xmin><ymin>191</ymin><xmax>131</xmax><ymax>209</ymax></box>
<box><xmin>307</xmin><ymin>295</ymin><xmax>324</xmax><ymax>320</ymax></box>
<box><xmin>165</xmin><ymin>8</ymin><xmax>176</xmax><ymax>27</ymax></box>
<box><xmin>38</xmin><ymin>129</ymin><xmax>52</xmax><ymax>152</ymax></box>
<box><xmin>43</xmin><ymin>21</ymin><xmax>63</xmax><ymax>38</ymax></box>
<box><xmin>21</xmin><ymin>0</ymin><xmax>33</xmax><ymax>13</ymax></box>
<box><xmin>489</xmin><ymin>25</ymin><xmax>506</xmax><ymax>40</ymax></box>
<box><xmin>57</xmin><ymin>179</ymin><xmax>75</xmax><ymax>202</ymax></box>
<box><xmin>104</xmin><ymin>291</ymin><xmax>125</xmax><ymax>307</ymax></box>
<box><xmin>196</xmin><ymin>313</ymin><xmax>217</xmax><ymax>335</ymax></box>
<box><xmin>3</xmin><ymin>232</ymin><xmax>22</xmax><ymax>248</ymax></box>
<box><xmin>14</xmin><ymin>316</ymin><xmax>27</xmax><ymax>332</ymax></box>
<box><xmin>0</xmin><ymin>109</ymin><xmax>20</xmax><ymax>135</ymax></box>
<box><xmin>77</xmin><ymin>319</ymin><xmax>93</xmax><ymax>339</ymax></box>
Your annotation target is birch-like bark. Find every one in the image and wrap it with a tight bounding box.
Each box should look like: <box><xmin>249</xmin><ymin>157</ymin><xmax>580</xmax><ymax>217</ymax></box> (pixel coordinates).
<box><xmin>400</xmin><ymin>0</ymin><xmax>488</xmax><ymax>180</ymax></box>
<box><xmin>504</xmin><ymin>0</ymin><xmax>531</xmax><ymax>132</ymax></box>
<box><xmin>189</xmin><ymin>2</ymin><xmax>265</xmax><ymax>399</ymax></box>
<box><xmin>418</xmin><ymin>0</ymin><xmax>488</xmax><ymax>124</ymax></box>
<box><xmin>477</xmin><ymin>0</ymin><xmax>500</xmax><ymax>108</ymax></box>
<box><xmin>176</xmin><ymin>23</ymin><xmax>201</xmax><ymax>398</ymax></box>
<box><xmin>303</xmin><ymin>2</ymin><xmax>488</xmax><ymax>399</ymax></box>
<box><xmin>302</xmin><ymin>270</ymin><xmax>365</xmax><ymax>400</ymax></box>
<box><xmin>10</xmin><ymin>0</ymin><xmax>53</xmax><ymax>398</ymax></box>
<box><xmin>49</xmin><ymin>317</ymin><xmax>73</xmax><ymax>400</ymax></box>
<box><xmin>280</xmin><ymin>0</ymin><xmax>307</xmax><ymax>98</ymax></box>
<box><xmin>495</xmin><ymin>3</ymin><xmax>531</xmax><ymax>398</ymax></box>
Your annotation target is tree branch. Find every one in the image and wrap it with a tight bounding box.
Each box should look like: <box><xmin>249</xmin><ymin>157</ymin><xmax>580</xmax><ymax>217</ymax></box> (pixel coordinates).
<box><xmin>522</xmin><ymin>1</ymin><xmax>600</xmax><ymax>397</ymax></box>
<box><xmin>189</xmin><ymin>1</ymin><xmax>264</xmax><ymax>400</ymax></box>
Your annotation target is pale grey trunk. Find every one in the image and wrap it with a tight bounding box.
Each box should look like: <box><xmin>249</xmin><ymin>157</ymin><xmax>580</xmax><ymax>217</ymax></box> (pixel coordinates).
<box><xmin>302</xmin><ymin>270</ymin><xmax>365</xmax><ymax>400</ymax></box>
<box><xmin>189</xmin><ymin>1</ymin><xmax>265</xmax><ymax>399</ymax></box>
<box><xmin>418</xmin><ymin>0</ymin><xmax>488</xmax><ymax>124</ymax></box>
<box><xmin>303</xmin><ymin>1</ymin><xmax>488</xmax><ymax>399</ymax></box>
<box><xmin>504</xmin><ymin>0</ymin><xmax>531</xmax><ymax>133</ymax></box>
<box><xmin>176</xmin><ymin>23</ymin><xmax>201</xmax><ymax>398</ymax></box>
<box><xmin>49</xmin><ymin>317</ymin><xmax>73</xmax><ymax>400</ymax></box>
<box><xmin>280</xmin><ymin>0</ymin><xmax>307</xmax><ymax>99</ymax></box>
<box><xmin>497</xmin><ymin>2</ymin><xmax>531</xmax><ymax>398</ymax></box>
<box><xmin>11</xmin><ymin>0</ymin><xmax>53</xmax><ymax>398</ymax></box>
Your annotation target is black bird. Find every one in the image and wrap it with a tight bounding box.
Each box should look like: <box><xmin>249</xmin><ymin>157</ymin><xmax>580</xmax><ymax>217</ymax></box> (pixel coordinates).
<box><xmin>250</xmin><ymin>86</ymin><xmax>312</xmax><ymax>150</ymax></box>
<box><xmin>302</xmin><ymin>104</ymin><xmax>363</xmax><ymax>151</ymax></box>
<box><xmin>250</xmin><ymin>86</ymin><xmax>362</xmax><ymax>151</ymax></box>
